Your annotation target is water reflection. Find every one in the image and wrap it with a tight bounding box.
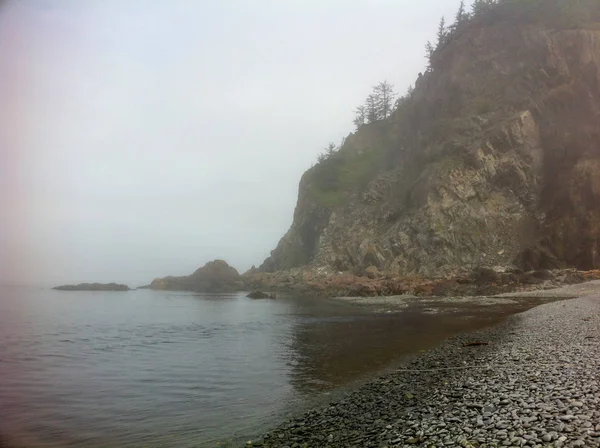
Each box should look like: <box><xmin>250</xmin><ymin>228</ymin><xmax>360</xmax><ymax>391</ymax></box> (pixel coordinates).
<box><xmin>283</xmin><ymin>302</ymin><xmax>498</xmax><ymax>398</ymax></box>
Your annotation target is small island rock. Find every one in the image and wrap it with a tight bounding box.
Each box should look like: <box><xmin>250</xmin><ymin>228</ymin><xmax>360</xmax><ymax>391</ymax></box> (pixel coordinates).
<box><xmin>150</xmin><ymin>260</ymin><xmax>243</xmax><ymax>293</ymax></box>
<box><xmin>247</xmin><ymin>290</ymin><xmax>276</xmax><ymax>299</ymax></box>
<box><xmin>53</xmin><ymin>283</ymin><xmax>131</xmax><ymax>291</ymax></box>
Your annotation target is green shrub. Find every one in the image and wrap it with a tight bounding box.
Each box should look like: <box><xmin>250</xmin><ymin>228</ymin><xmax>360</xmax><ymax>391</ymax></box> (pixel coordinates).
<box><xmin>310</xmin><ymin>187</ymin><xmax>345</xmax><ymax>207</ymax></box>
<box><xmin>309</xmin><ymin>147</ymin><xmax>383</xmax><ymax>207</ymax></box>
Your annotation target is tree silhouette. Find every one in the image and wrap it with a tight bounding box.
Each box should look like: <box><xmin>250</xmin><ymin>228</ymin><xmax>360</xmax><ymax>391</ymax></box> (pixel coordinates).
<box><xmin>437</xmin><ymin>16</ymin><xmax>448</xmax><ymax>46</ymax></box>
<box><xmin>374</xmin><ymin>81</ymin><xmax>396</xmax><ymax>119</ymax></box>
<box><xmin>425</xmin><ymin>41</ymin><xmax>435</xmax><ymax>67</ymax></box>
<box><xmin>325</xmin><ymin>142</ymin><xmax>337</xmax><ymax>156</ymax></box>
<box><xmin>454</xmin><ymin>1</ymin><xmax>469</xmax><ymax>25</ymax></box>
<box><xmin>472</xmin><ymin>0</ymin><xmax>495</xmax><ymax>16</ymax></box>
<box><xmin>353</xmin><ymin>105</ymin><xmax>366</xmax><ymax>129</ymax></box>
<box><xmin>366</xmin><ymin>94</ymin><xmax>378</xmax><ymax>123</ymax></box>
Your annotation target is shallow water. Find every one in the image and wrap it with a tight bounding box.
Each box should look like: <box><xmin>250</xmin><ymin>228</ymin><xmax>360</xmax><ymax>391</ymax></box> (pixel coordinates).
<box><xmin>0</xmin><ymin>286</ymin><xmax>553</xmax><ymax>447</ymax></box>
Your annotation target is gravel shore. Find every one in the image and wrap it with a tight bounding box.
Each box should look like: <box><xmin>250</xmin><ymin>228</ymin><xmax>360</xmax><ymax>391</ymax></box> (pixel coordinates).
<box><xmin>253</xmin><ymin>284</ymin><xmax>600</xmax><ymax>447</ymax></box>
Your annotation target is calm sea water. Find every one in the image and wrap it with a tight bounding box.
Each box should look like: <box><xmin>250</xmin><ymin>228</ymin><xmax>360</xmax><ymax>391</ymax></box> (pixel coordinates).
<box><xmin>0</xmin><ymin>287</ymin><xmax>535</xmax><ymax>447</ymax></box>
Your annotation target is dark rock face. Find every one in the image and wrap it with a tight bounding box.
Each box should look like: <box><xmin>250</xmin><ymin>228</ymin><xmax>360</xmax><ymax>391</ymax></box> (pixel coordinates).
<box><xmin>150</xmin><ymin>260</ymin><xmax>242</xmax><ymax>293</ymax></box>
<box><xmin>246</xmin><ymin>290</ymin><xmax>276</xmax><ymax>299</ymax></box>
<box><xmin>259</xmin><ymin>3</ymin><xmax>600</xmax><ymax>278</ymax></box>
<box><xmin>53</xmin><ymin>283</ymin><xmax>130</xmax><ymax>291</ymax></box>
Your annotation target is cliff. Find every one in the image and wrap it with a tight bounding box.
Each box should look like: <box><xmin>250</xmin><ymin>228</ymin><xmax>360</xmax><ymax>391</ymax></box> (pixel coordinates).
<box><xmin>150</xmin><ymin>260</ymin><xmax>243</xmax><ymax>293</ymax></box>
<box><xmin>260</xmin><ymin>0</ymin><xmax>600</xmax><ymax>279</ymax></box>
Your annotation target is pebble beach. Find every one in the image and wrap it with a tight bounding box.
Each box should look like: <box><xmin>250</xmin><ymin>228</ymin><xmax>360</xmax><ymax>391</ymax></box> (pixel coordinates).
<box><xmin>253</xmin><ymin>283</ymin><xmax>600</xmax><ymax>447</ymax></box>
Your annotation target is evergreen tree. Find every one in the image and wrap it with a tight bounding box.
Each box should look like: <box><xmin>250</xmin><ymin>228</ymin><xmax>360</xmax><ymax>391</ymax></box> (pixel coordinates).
<box><xmin>353</xmin><ymin>105</ymin><xmax>366</xmax><ymax>129</ymax></box>
<box><xmin>425</xmin><ymin>41</ymin><xmax>435</xmax><ymax>66</ymax></box>
<box><xmin>437</xmin><ymin>16</ymin><xmax>448</xmax><ymax>47</ymax></box>
<box><xmin>374</xmin><ymin>81</ymin><xmax>396</xmax><ymax>119</ymax></box>
<box><xmin>366</xmin><ymin>94</ymin><xmax>378</xmax><ymax>123</ymax></box>
<box><xmin>472</xmin><ymin>0</ymin><xmax>495</xmax><ymax>16</ymax></box>
<box><xmin>325</xmin><ymin>142</ymin><xmax>337</xmax><ymax>156</ymax></box>
<box><xmin>454</xmin><ymin>0</ymin><xmax>468</xmax><ymax>24</ymax></box>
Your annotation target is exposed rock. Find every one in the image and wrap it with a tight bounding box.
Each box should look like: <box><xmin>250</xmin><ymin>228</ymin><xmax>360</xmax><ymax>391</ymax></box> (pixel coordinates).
<box><xmin>364</xmin><ymin>266</ymin><xmax>381</xmax><ymax>279</ymax></box>
<box><xmin>259</xmin><ymin>2</ymin><xmax>600</xmax><ymax>279</ymax></box>
<box><xmin>243</xmin><ymin>265</ymin><xmax>259</xmax><ymax>276</ymax></box>
<box><xmin>53</xmin><ymin>283</ymin><xmax>130</xmax><ymax>291</ymax></box>
<box><xmin>470</xmin><ymin>268</ymin><xmax>500</xmax><ymax>285</ymax></box>
<box><xmin>150</xmin><ymin>260</ymin><xmax>242</xmax><ymax>293</ymax></box>
<box><xmin>246</xmin><ymin>290</ymin><xmax>275</xmax><ymax>299</ymax></box>
<box><xmin>244</xmin><ymin>266</ymin><xmax>600</xmax><ymax>298</ymax></box>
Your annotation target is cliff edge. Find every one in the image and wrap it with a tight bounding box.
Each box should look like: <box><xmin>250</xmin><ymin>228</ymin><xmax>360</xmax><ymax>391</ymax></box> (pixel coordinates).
<box><xmin>259</xmin><ymin>1</ymin><xmax>600</xmax><ymax>279</ymax></box>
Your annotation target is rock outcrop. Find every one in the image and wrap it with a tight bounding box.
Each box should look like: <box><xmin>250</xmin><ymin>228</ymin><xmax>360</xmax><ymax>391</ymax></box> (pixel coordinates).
<box><xmin>259</xmin><ymin>1</ymin><xmax>600</xmax><ymax>279</ymax></box>
<box><xmin>246</xmin><ymin>290</ymin><xmax>276</xmax><ymax>299</ymax></box>
<box><xmin>150</xmin><ymin>260</ymin><xmax>243</xmax><ymax>293</ymax></box>
<box><xmin>247</xmin><ymin>266</ymin><xmax>600</xmax><ymax>298</ymax></box>
<box><xmin>53</xmin><ymin>283</ymin><xmax>131</xmax><ymax>291</ymax></box>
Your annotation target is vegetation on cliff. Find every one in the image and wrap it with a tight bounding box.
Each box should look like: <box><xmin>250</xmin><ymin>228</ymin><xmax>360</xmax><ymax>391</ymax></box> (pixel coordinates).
<box><xmin>260</xmin><ymin>0</ymin><xmax>600</xmax><ymax>277</ymax></box>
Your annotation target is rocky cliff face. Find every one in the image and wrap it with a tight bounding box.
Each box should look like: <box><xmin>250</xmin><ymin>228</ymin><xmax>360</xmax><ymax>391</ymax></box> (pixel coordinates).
<box><xmin>260</xmin><ymin>2</ymin><xmax>600</xmax><ymax>278</ymax></box>
<box><xmin>151</xmin><ymin>260</ymin><xmax>243</xmax><ymax>292</ymax></box>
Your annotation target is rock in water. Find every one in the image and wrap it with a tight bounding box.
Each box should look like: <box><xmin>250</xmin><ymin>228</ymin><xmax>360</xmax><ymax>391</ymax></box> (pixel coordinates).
<box><xmin>53</xmin><ymin>283</ymin><xmax>131</xmax><ymax>291</ymax></box>
<box><xmin>247</xmin><ymin>291</ymin><xmax>274</xmax><ymax>299</ymax></box>
<box><xmin>150</xmin><ymin>260</ymin><xmax>243</xmax><ymax>293</ymax></box>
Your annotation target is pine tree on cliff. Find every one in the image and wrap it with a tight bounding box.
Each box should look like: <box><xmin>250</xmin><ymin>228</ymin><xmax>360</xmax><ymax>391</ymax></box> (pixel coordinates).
<box><xmin>325</xmin><ymin>142</ymin><xmax>337</xmax><ymax>156</ymax></box>
<box><xmin>374</xmin><ymin>81</ymin><xmax>396</xmax><ymax>119</ymax></box>
<box><xmin>366</xmin><ymin>94</ymin><xmax>378</xmax><ymax>123</ymax></box>
<box><xmin>353</xmin><ymin>105</ymin><xmax>366</xmax><ymax>129</ymax></box>
<box><xmin>471</xmin><ymin>0</ymin><xmax>496</xmax><ymax>16</ymax></box>
<box><xmin>436</xmin><ymin>16</ymin><xmax>448</xmax><ymax>47</ymax></box>
<box><xmin>454</xmin><ymin>1</ymin><xmax>469</xmax><ymax>25</ymax></box>
<box><xmin>425</xmin><ymin>41</ymin><xmax>434</xmax><ymax>68</ymax></box>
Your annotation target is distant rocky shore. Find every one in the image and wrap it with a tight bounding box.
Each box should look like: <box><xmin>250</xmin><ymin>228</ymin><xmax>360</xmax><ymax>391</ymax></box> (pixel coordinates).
<box><xmin>53</xmin><ymin>265</ymin><xmax>600</xmax><ymax>298</ymax></box>
<box><xmin>244</xmin><ymin>266</ymin><xmax>600</xmax><ymax>299</ymax></box>
<box><xmin>52</xmin><ymin>283</ymin><xmax>131</xmax><ymax>291</ymax></box>
<box><xmin>144</xmin><ymin>258</ymin><xmax>600</xmax><ymax>300</ymax></box>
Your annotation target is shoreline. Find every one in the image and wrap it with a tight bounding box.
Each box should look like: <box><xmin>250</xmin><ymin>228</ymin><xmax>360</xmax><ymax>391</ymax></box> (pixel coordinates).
<box><xmin>245</xmin><ymin>268</ymin><xmax>600</xmax><ymax>301</ymax></box>
<box><xmin>249</xmin><ymin>281</ymin><xmax>600</xmax><ymax>447</ymax></box>
<box><xmin>329</xmin><ymin>280</ymin><xmax>596</xmax><ymax>314</ymax></box>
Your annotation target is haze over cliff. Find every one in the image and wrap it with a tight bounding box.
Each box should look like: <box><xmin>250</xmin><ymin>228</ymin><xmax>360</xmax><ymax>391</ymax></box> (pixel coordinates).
<box><xmin>2</xmin><ymin>1</ymin><xmax>461</xmax><ymax>286</ymax></box>
<box><xmin>260</xmin><ymin>0</ymin><xmax>600</xmax><ymax>278</ymax></box>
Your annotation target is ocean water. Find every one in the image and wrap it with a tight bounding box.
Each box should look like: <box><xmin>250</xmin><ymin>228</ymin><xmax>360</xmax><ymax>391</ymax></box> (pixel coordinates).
<box><xmin>0</xmin><ymin>287</ymin><xmax>525</xmax><ymax>447</ymax></box>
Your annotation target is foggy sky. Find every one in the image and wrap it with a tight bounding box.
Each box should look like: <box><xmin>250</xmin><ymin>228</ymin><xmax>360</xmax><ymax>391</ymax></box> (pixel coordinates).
<box><xmin>0</xmin><ymin>0</ymin><xmax>459</xmax><ymax>287</ymax></box>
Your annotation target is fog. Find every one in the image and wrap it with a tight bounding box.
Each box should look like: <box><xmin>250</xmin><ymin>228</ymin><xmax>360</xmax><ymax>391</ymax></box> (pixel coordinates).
<box><xmin>0</xmin><ymin>0</ymin><xmax>458</xmax><ymax>287</ymax></box>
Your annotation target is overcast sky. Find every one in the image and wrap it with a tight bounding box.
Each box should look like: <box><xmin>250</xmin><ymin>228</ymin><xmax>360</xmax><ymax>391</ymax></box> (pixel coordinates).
<box><xmin>0</xmin><ymin>0</ymin><xmax>460</xmax><ymax>287</ymax></box>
